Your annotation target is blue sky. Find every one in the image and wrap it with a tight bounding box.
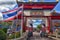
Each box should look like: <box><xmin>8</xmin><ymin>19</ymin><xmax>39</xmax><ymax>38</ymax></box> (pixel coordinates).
<box><xmin>0</xmin><ymin>0</ymin><xmax>59</xmax><ymax>2</ymax></box>
<box><xmin>32</xmin><ymin>19</ymin><xmax>42</xmax><ymax>28</ymax></box>
<box><xmin>23</xmin><ymin>0</ymin><xmax>59</xmax><ymax>2</ymax></box>
<box><xmin>44</xmin><ymin>0</ymin><xmax>56</xmax><ymax>2</ymax></box>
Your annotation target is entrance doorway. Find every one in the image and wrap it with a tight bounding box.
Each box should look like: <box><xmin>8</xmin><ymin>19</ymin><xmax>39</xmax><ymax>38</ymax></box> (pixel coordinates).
<box><xmin>26</xmin><ymin>17</ymin><xmax>48</xmax><ymax>31</ymax></box>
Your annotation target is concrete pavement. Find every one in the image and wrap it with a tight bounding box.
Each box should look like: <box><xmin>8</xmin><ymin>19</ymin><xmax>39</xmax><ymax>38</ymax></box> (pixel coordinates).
<box><xmin>23</xmin><ymin>32</ymin><xmax>54</xmax><ymax>40</ymax></box>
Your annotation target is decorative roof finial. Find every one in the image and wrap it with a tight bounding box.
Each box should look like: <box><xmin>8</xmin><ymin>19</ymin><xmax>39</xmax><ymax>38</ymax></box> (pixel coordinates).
<box><xmin>29</xmin><ymin>0</ymin><xmax>32</xmax><ymax>2</ymax></box>
<box><xmin>56</xmin><ymin>0</ymin><xmax>59</xmax><ymax>2</ymax></box>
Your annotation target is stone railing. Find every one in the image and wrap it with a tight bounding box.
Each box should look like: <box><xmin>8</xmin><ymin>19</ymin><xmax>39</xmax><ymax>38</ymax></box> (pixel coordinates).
<box><xmin>10</xmin><ymin>32</ymin><xmax>28</xmax><ymax>40</ymax></box>
<box><xmin>48</xmin><ymin>31</ymin><xmax>60</xmax><ymax>40</ymax></box>
<box><xmin>19</xmin><ymin>32</ymin><xmax>28</xmax><ymax>40</ymax></box>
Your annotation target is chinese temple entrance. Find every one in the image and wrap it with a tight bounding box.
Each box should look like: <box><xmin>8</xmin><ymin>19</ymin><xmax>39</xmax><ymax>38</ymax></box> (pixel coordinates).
<box><xmin>25</xmin><ymin>17</ymin><xmax>49</xmax><ymax>31</ymax></box>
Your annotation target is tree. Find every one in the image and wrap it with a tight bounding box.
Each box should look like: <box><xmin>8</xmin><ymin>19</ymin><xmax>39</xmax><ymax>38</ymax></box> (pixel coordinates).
<box><xmin>0</xmin><ymin>30</ymin><xmax>7</xmax><ymax>40</ymax></box>
<box><xmin>37</xmin><ymin>24</ymin><xmax>42</xmax><ymax>30</ymax></box>
<box><xmin>2</xmin><ymin>28</ymin><xmax>7</xmax><ymax>33</ymax></box>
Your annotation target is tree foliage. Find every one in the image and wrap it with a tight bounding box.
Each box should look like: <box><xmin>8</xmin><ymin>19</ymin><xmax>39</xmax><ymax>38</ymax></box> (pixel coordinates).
<box><xmin>37</xmin><ymin>24</ymin><xmax>42</xmax><ymax>30</ymax></box>
<box><xmin>2</xmin><ymin>28</ymin><xmax>7</xmax><ymax>33</ymax></box>
<box><xmin>0</xmin><ymin>30</ymin><xmax>7</xmax><ymax>40</ymax></box>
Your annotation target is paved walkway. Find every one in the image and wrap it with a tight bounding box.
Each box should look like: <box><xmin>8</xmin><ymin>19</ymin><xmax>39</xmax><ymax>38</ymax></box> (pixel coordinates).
<box><xmin>29</xmin><ymin>32</ymin><xmax>54</xmax><ymax>40</ymax></box>
<box><xmin>20</xmin><ymin>32</ymin><xmax>54</xmax><ymax>40</ymax></box>
<box><xmin>30</xmin><ymin>37</ymin><xmax>51</xmax><ymax>40</ymax></box>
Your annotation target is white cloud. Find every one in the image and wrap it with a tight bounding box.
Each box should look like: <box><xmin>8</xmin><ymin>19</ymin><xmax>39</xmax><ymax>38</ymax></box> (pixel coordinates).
<box><xmin>0</xmin><ymin>1</ymin><xmax>18</xmax><ymax>12</ymax></box>
<box><xmin>0</xmin><ymin>6</ymin><xmax>10</xmax><ymax>12</ymax></box>
<box><xmin>32</xmin><ymin>20</ymin><xmax>36</xmax><ymax>22</ymax></box>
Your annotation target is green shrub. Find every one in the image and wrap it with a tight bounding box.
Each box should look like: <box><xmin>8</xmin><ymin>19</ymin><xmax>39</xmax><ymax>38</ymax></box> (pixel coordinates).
<box><xmin>9</xmin><ymin>32</ymin><xmax>21</xmax><ymax>39</ymax></box>
<box><xmin>0</xmin><ymin>30</ymin><xmax>7</xmax><ymax>40</ymax></box>
<box><xmin>37</xmin><ymin>24</ymin><xmax>42</xmax><ymax>30</ymax></box>
<box><xmin>9</xmin><ymin>33</ymin><xmax>15</xmax><ymax>39</ymax></box>
<box><xmin>2</xmin><ymin>28</ymin><xmax>7</xmax><ymax>33</ymax></box>
<box><xmin>16</xmin><ymin>32</ymin><xmax>20</xmax><ymax>38</ymax></box>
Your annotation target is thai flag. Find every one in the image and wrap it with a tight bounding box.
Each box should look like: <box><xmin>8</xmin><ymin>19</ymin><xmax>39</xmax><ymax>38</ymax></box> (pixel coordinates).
<box><xmin>0</xmin><ymin>5</ymin><xmax>23</xmax><ymax>21</ymax></box>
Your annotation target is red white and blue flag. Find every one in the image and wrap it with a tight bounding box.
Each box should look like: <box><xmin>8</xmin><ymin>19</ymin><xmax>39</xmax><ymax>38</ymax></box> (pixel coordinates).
<box><xmin>0</xmin><ymin>5</ymin><xmax>23</xmax><ymax>21</ymax></box>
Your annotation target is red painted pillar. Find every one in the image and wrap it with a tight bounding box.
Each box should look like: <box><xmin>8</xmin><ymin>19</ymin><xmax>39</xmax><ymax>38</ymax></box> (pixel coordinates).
<box><xmin>47</xmin><ymin>17</ymin><xmax>51</xmax><ymax>33</ymax></box>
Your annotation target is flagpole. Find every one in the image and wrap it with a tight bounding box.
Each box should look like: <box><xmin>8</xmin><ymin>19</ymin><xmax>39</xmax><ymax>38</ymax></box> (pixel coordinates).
<box><xmin>14</xmin><ymin>15</ymin><xmax>18</xmax><ymax>40</ymax></box>
<box><xmin>10</xmin><ymin>20</ymin><xmax>16</xmax><ymax>40</ymax></box>
<box><xmin>20</xmin><ymin>4</ymin><xmax>23</xmax><ymax>36</ymax></box>
<box><xmin>16</xmin><ymin>0</ymin><xmax>23</xmax><ymax>37</ymax></box>
<box><xmin>14</xmin><ymin>0</ymin><xmax>18</xmax><ymax>39</ymax></box>
<box><xmin>15</xmin><ymin>4</ymin><xmax>23</xmax><ymax>37</ymax></box>
<box><xmin>15</xmin><ymin>11</ymin><xmax>18</xmax><ymax>39</ymax></box>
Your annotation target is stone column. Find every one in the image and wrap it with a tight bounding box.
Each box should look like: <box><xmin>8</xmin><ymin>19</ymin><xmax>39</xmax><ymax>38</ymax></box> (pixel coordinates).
<box><xmin>55</xmin><ymin>29</ymin><xmax>58</xmax><ymax>40</ymax></box>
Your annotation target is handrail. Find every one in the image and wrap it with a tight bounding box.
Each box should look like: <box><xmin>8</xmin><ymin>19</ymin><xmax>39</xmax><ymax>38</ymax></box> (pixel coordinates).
<box><xmin>48</xmin><ymin>31</ymin><xmax>60</xmax><ymax>40</ymax></box>
<box><xmin>10</xmin><ymin>32</ymin><xmax>28</xmax><ymax>40</ymax></box>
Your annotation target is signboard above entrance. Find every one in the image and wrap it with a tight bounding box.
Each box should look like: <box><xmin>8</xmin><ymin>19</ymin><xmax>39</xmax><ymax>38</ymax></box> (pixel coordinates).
<box><xmin>31</xmin><ymin>11</ymin><xmax>44</xmax><ymax>16</ymax></box>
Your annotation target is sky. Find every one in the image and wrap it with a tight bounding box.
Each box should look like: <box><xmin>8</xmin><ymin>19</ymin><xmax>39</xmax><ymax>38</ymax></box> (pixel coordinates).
<box><xmin>0</xmin><ymin>0</ymin><xmax>60</xmax><ymax>2</ymax></box>
<box><xmin>44</xmin><ymin>0</ymin><xmax>56</xmax><ymax>2</ymax></box>
<box><xmin>32</xmin><ymin>19</ymin><xmax>42</xmax><ymax>28</ymax></box>
<box><xmin>0</xmin><ymin>0</ymin><xmax>18</xmax><ymax>12</ymax></box>
<box><xmin>23</xmin><ymin>0</ymin><xmax>58</xmax><ymax>2</ymax></box>
<box><xmin>0</xmin><ymin>0</ymin><xmax>16</xmax><ymax>2</ymax></box>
